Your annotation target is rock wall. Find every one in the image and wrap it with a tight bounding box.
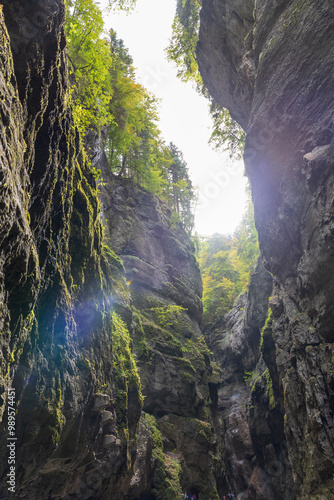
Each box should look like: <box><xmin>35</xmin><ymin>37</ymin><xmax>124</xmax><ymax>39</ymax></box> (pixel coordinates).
<box><xmin>2</xmin><ymin>0</ymin><xmax>333</xmax><ymax>498</ymax></box>
<box><xmin>207</xmin><ymin>260</ymin><xmax>295</xmax><ymax>499</ymax></box>
<box><xmin>198</xmin><ymin>1</ymin><xmax>334</xmax><ymax>498</ymax></box>
<box><xmin>99</xmin><ymin>162</ymin><xmax>224</xmax><ymax>498</ymax></box>
<box><xmin>0</xmin><ymin>2</ymin><xmax>142</xmax><ymax>498</ymax></box>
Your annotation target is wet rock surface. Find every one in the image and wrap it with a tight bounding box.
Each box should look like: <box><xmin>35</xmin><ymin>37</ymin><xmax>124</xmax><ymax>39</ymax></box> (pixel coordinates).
<box><xmin>0</xmin><ymin>2</ymin><xmax>140</xmax><ymax>498</ymax></box>
<box><xmin>1</xmin><ymin>0</ymin><xmax>333</xmax><ymax>498</ymax></box>
<box><xmin>0</xmin><ymin>1</ymin><xmax>223</xmax><ymax>495</ymax></box>
<box><xmin>206</xmin><ymin>259</ymin><xmax>291</xmax><ymax>499</ymax></box>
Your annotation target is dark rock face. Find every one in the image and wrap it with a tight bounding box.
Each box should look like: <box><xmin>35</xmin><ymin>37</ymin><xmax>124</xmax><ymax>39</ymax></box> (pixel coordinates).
<box><xmin>197</xmin><ymin>0</ymin><xmax>255</xmax><ymax>129</ymax></box>
<box><xmin>0</xmin><ymin>1</ymin><xmax>223</xmax><ymax>496</ymax></box>
<box><xmin>2</xmin><ymin>0</ymin><xmax>333</xmax><ymax>497</ymax></box>
<box><xmin>206</xmin><ymin>259</ymin><xmax>291</xmax><ymax>499</ymax></box>
<box><xmin>198</xmin><ymin>0</ymin><xmax>334</xmax><ymax>497</ymax></box>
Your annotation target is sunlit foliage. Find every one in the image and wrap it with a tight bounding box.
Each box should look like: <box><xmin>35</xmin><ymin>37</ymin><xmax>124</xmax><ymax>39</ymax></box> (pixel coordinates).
<box><xmin>167</xmin><ymin>0</ymin><xmax>202</xmax><ymax>86</ymax></box>
<box><xmin>209</xmin><ymin>103</ymin><xmax>246</xmax><ymax>160</ymax></box>
<box><xmin>198</xmin><ymin>196</ymin><xmax>260</xmax><ymax>326</ymax></box>
<box><xmin>65</xmin><ymin>0</ymin><xmax>195</xmax><ymax>234</ymax></box>
<box><xmin>65</xmin><ymin>0</ymin><xmax>113</xmax><ymax>133</ymax></box>
<box><xmin>166</xmin><ymin>143</ymin><xmax>195</xmax><ymax>234</ymax></box>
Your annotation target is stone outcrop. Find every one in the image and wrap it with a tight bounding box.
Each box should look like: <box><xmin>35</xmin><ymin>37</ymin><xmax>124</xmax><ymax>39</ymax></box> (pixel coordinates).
<box><xmin>197</xmin><ymin>0</ymin><xmax>255</xmax><ymax>130</ymax></box>
<box><xmin>0</xmin><ymin>0</ymin><xmax>225</xmax><ymax>493</ymax></box>
<box><xmin>2</xmin><ymin>0</ymin><xmax>334</xmax><ymax>498</ymax></box>
<box><xmin>198</xmin><ymin>0</ymin><xmax>334</xmax><ymax>498</ymax></box>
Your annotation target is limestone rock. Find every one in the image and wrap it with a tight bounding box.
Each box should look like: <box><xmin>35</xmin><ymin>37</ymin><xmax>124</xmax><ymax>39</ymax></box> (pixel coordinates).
<box><xmin>0</xmin><ymin>2</ymin><xmax>139</xmax><ymax>498</ymax></box>
<box><xmin>100</xmin><ymin>410</ymin><xmax>113</xmax><ymax>425</ymax></box>
<box><xmin>103</xmin><ymin>434</ymin><xmax>116</xmax><ymax>448</ymax></box>
<box><xmin>207</xmin><ymin>259</ymin><xmax>282</xmax><ymax>497</ymax></box>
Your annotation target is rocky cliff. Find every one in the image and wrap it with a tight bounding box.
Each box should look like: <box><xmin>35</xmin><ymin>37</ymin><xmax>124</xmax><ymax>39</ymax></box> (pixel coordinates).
<box><xmin>206</xmin><ymin>260</ymin><xmax>293</xmax><ymax>499</ymax></box>
<box><xmin>0</xmin><ymin>2</ymin><xmax>142</xmax><ymax>498</ymax></box>
<box><xmin>198</xmin><ymin>1</ymin><xmax>334</xmax><ymax>498</ymax></box>
<box><xmin>1</xmin><ymin>0</ymin><xmax>334</xmax><ymax>498</ymax></box>
<box><xmin>99</xmin><ymin>160</ymin><xmax>224</xmax><ymax>499</ymax></box>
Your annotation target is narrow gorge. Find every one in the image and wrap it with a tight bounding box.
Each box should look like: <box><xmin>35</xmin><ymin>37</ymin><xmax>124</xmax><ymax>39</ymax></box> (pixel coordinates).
<box><xmin>0</xmin><ymin>1</ymin><xmax>333</xmax><ymax>499</ymax></box>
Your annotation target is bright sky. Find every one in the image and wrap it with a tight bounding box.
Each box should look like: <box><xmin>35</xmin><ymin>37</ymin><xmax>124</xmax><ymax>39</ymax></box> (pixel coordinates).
<box><xmin>103</xmin><ymin>0</ymin><xmax>248</xmax><ymax>236</ymax></box>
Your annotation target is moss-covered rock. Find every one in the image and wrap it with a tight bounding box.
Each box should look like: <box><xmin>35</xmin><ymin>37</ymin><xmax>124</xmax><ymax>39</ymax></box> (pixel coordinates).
<box><xmin>0</xmin><ymin>3</ymin><xmax>142</xmax><ymax>498</ymax></box>
<box><xmin>98</xmin><ymin>170</ymin><xmax>222</xmax><ymax>497</ymax></box>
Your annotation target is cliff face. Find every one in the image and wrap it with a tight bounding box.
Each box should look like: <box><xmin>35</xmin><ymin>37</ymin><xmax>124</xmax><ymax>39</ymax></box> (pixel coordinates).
<box><xmin>207</xmin><ymin>260</ymin><xmax>294</xmax><ymax>499</ymax></box>
<box><xmin>2</xmin><ymin>0</ymin><xmax>334</xmax><ymax>498</ymax></box>
<box><xmin>198</xmin><ymin>1</ymin><xmax>334</xmax><ymax>498</ymax></box>
<box><xmin>0</xmin><ymin>2</ymin><xmax>142</xmax><ymax>498</ymax></box>
<box><xmin>99</xmin><ymin>162</ymin><xmax>224</xmax><ymax>498</ymax></box>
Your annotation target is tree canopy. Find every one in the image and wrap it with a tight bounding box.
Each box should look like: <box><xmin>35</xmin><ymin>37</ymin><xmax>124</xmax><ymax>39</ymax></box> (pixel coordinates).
<box><xmin>65</xmin><ymin>0</ymin><xmax>195</xmax><ymax>234</ymax></box>
<box><xmin>166</xmin><ymin>143</ymin><xmax>195</xmax><ymax>233</ymax></box>
<box><xmin>65</xmin><ymin>0</ymin><xmax>113</xmax><ymax>133</ymax></box>
<box><xmin>198</xmin><ymin>195</ymin><xmax>260</xmax><ymax>327</ymax></box>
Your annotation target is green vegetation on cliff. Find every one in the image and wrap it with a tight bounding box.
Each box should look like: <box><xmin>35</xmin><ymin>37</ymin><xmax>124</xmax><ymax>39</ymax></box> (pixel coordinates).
<box><xmin>112</xmin><ymin>312</ymin><xmax>143</xmax><ymax>442</ymax></box>
<box><xmin>198</xmin><ymin>197</ymin><xmax>259</xmax><ymax>325</ymax></box>
<box><xmin>65</xmin><ymin>0</ymin><xmax>195</xmax><ymax>233</ymax></box>
<box><xmin>144</xmin><ymin>413</ymin><xmax>183</xmax><ymax>499</ymax></box>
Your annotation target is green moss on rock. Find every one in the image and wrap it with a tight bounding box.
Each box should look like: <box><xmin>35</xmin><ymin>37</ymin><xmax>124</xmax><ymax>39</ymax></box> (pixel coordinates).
<box><xmin>112</xmin><ymin>312</ymin><xmax>143</xmax><ymax>443</ymax></box>
<box><xmin>144</xmin><ymin>413</ymin><xmax>183</xmax><ymax>500</ymax></box>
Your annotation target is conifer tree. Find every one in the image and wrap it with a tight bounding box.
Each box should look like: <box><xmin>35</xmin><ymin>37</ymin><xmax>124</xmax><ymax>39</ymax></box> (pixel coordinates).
<box><xmin>64</xmin><ymin>0</ymin><xmax>196</xmax><ymax>234</ymax></box>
